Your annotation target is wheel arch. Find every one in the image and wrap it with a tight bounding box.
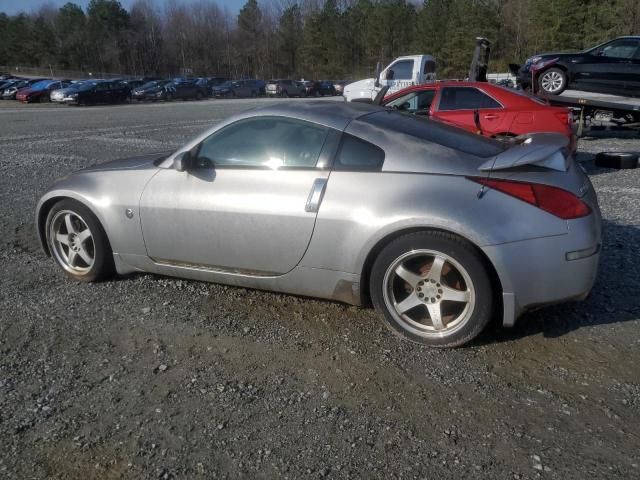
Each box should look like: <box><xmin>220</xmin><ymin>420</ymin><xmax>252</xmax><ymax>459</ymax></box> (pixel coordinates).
<box><xmin>36</xmin><ymin>193</ymin><xmax>111</xmax><ymax>257</ymax></box>
<box><xmin>359</xmin><ymin>226</ymin><xmax>503</xmax><ymax>323</ymax></box>
<box><xmin>538</xmin><ymin>62</ymin><xmax>571</xmax><ymax>84</ymax></box>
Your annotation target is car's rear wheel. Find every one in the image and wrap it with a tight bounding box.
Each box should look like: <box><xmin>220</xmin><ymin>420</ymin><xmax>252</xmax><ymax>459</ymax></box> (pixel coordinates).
<box><xmin>46</xmin><ymin>199</ymin><xmax>114</xmax><ymax>282</ymax></box>
<box><xmin>538</xmin><ymin>67</ymin><xmax>567</xmax><ymax>95</ymax></box>
<box><xmin>370</xmin><ymin>231</ymin><xmax>493</xmax><ymax>347</ymax></box>
<box><xmin>196</xmin><ymin>91</ymin><xmax>203</xmax><ymax>100</ymax></box>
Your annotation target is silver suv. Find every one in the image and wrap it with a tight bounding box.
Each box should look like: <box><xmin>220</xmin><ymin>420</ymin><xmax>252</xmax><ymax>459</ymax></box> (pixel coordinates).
<box><xmin>265</xmin><ymin>79</ymin><xmax>306</xmax><ymax>97</ymax></box>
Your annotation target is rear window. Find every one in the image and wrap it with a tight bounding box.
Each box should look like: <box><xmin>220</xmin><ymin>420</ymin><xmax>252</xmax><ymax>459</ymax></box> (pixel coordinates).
<box><xmin>439</xmin><ymin>87</ymin><xmax>501</xmax><ymax>110</ymax></box>
<box><xmin>365</xmin><ymin>111</ymin><xmax>506</xmax><ymax>158</ymax></box>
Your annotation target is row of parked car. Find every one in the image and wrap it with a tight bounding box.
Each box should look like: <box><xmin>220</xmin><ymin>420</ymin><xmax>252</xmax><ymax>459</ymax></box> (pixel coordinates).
<box><xmin>0</xmin><ymin>74</ymin><xmax>349</xmax><ymax>105</ymax></box>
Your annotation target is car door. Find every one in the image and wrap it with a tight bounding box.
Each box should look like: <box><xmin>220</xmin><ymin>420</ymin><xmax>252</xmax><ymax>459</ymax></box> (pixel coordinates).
<box><xmin>139</xmin><ymin>116</ymin><xmax>336</xmax><ymax>275</ymax></box>
<box><xmin>573</xmin><ymin>38</ymin><xmax>640</xmax><ymax>92</ymax></box>
<box><xmin>432</xmin><ymin>86</ymin><xmax>507</xmax><ymax>135</ymax></box>
<box><xmin>381</xmin><ymin>59</ymin><xmax>416</xmax><ymax>94</ymax></box>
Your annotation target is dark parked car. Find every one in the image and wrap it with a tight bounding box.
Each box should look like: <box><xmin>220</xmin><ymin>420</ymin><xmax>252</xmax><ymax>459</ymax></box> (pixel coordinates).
<box><xmin>164</xmin><ymin>79</ymin><xmax>207</xmax><ymax>100</ymax></box>
<box><xmin>61</xmin><ymin>80</ymin><xmax>132</xmax><ymax>105</ymax></box>
<box><xmin>517</xmin><ymin>36</ymin><xmax>640</xmax><ymax>96</ymax></box>
<box><xmin>16</xmin><ymin>79</ymin><xmax>72</xmax><ymax>103</ymax></box>
<box><xmin>131</xmin><ymin>80</ymin><xmax>172</xmax><ymax>101</ymax></box>
<box><xmin>0</xmin><ymin>78</ymin><xmax>25</xmax><ymax>94</ymax></box>
<box><xmin>212</xmin><ymin>79</ymin><xmax>260</xmax><ymax>98</ymax></box>
<box><xmin>195</xmin><ymin>77</ymin><xmax>228</xmax><ymax>96</ymax></box>
<box><xmin>265</xmin><ymin>79</ymin><xmax>307</xmax><ymax>97</ymax></box>
<box><xmin>316</xmin><ymin>80</ymin><xmax>336</xmax><ymax>96</ymax></box>
<box><xmin>2</xmin><ymin>78</ymin><xmax>47</xmax><ymax>100</ymax></box>
<box><xmin>301</xmin><ymin>80</ymin><xmax>335</xmax><ymax>96</ymax></box>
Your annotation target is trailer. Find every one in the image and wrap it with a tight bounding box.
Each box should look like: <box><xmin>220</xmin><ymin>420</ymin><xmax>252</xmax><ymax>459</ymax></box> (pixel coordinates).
<box><xmin>537</xmin><ymin>91</ymin><xmax>640</xmax><ymax>134</ymax></box>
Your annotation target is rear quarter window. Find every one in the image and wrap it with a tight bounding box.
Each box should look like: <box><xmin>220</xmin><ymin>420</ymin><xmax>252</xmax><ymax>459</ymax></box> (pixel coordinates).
<box><xmin>334</xmin><ymin>134</ymin><xmax>385</xmax><ymax>171</ymax></box>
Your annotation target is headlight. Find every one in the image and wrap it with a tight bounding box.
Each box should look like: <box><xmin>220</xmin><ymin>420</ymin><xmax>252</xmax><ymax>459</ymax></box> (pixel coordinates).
<box><xmin>156</xmin><ymin>91</ymin><xmax>163</xmax><ymax>96</ymax></box>
<box><xmin>529</xmin><ymin>56</ymin><xmax>543</xmax><ymax>65</ymax></box>
<box><xmin>69</xmin><ymin>93</ymin><xmax>78</xmax><ymax>98</ymax></box>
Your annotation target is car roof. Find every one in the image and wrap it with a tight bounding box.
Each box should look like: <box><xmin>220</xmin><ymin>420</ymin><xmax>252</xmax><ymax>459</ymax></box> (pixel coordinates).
<box><xmin>247</xmin><ymin>100</ymin><xmax>385</xmax><ymax>130</ymax></box>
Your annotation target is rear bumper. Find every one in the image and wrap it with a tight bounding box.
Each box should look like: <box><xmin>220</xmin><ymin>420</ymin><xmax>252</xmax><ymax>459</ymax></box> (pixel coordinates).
<box><xmin>482</xmin><ymin>214</ymin><xmax>601</xmax><ymax>326</ymax></box>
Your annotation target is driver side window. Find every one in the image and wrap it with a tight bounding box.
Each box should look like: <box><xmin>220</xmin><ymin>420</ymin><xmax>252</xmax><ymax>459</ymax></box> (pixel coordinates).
<box><xmin>196</xmin><ymin>117</ymin><xmax>329</xmax><ymax>169</ymax></box>
<box><xmin>386</xmin><ymin>90</ymin><xmax>436</xmax><ymax>113</ymax></box>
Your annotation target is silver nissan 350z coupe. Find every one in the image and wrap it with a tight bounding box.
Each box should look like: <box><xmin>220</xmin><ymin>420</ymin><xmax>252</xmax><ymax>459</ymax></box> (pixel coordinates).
<box><xmin>36</xmin><ymin>101</ymin><xmax>601</xmax><ymax>347</ymax></box>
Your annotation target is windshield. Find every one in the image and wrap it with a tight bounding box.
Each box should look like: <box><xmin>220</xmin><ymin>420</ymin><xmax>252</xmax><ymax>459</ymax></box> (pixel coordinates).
<box><xmin>499</xmin><ymin>85</ymin><xmax>548</xmax><ymax>105</ymax></box>
<box><xmin>218</xmin><ymin>81</ymin><xmax>234</xmax><ymax>88</ymax></box>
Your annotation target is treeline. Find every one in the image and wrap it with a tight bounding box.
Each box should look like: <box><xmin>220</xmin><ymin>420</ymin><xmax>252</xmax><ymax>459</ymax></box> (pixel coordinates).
<box><xmin>1</xmin><ymin>0</ymin><xmax>639</xmax><ymax>80</ymax></box>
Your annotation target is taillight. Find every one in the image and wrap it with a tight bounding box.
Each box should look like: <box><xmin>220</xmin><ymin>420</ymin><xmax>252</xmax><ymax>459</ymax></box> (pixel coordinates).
<box><xmin>468</xmin><ymin>177</ymin><xmax>591</xmax><ymax>219</ymax></box>
<box><xmin>555</xmin><ymin>110</ymin><xmax>572</xmax><ymax>125</ymax></box>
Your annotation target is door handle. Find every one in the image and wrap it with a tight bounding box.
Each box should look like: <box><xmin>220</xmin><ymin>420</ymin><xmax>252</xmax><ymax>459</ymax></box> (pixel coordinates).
<box><xmin>305</xmin><ymin>178</ymin><xmax>327</xmax><ymax>213</ymax></box>
<box><xmin>484</xmin><ymin>114</ymin><xmax>499</xmax><ymax>120</ymax></box>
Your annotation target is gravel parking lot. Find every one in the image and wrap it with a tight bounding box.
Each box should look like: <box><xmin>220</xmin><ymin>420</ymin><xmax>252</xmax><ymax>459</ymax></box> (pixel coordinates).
<box><xmin>0</xmin><ymin>98</ymin><xmax>639</xmax><ymax>479</ymax></box>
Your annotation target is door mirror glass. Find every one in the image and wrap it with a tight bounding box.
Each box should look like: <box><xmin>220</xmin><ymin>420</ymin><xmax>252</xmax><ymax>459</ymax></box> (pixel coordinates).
<box><xmin>173</xmin><ymin>151</ymin><xmax>192</xmax><ymax>172</ymax></box>
<box><xmin>385</xmin><ymin>69</ymin><xmax>395</xmax><ymax>80</ymax></box>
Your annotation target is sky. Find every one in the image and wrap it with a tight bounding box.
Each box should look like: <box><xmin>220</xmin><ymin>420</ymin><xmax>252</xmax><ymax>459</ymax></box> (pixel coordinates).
<box><xmin>0</xmin><ymin>0</ymin><xmax>247</xmax><ymax>15</ymax></box>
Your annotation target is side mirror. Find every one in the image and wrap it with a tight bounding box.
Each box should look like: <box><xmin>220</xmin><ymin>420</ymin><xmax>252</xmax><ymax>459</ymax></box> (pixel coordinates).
<box><xmin>173</xmin><ymin>151</ymin><xmax>192</xmax><ymax>172</ymax></box>
<box><xmin>385</xmin><ymin>69</ymin><xmax>395</xmax><ymax>80</ymax></box>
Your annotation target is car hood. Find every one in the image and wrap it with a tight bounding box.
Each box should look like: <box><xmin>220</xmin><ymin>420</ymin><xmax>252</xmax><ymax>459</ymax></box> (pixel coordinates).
<box><xmin>343</xmin><ymin>78</ymin><xmax>377</xmax><ymax>100</ymax></box>
<box><xmin>81</xmin><ymin>151</ymin><xmax>172</xmax><ymax>173</ymax></box>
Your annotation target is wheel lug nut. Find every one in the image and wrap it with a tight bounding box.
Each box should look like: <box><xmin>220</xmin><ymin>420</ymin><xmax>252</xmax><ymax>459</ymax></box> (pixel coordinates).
<box><xmin>417</xmin><ymin>287</ymin><xmax>421</xmax><ymax>292</ymax></box>
<box><xmin>431</xmin><ymin>298</ymin><xmax>436</xmax><ymax>303</ymax></box>
<box><xmin>436</xmin><ymin>295</ymin><xmax>441</xmax><ymax>299</ymax></box>
<box><xmin>418</xmin><ymin>293</ymin><xmax>423</xmax><ymax>298</ymax></box>
<box><xmin>438</xmin><ymin>289</ymin><xmax>443</xmax><ymax>294</ymax></box>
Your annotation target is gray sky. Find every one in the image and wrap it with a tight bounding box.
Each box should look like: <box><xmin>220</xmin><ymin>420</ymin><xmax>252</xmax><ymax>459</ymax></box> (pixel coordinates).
<box><xmin>0</xmin><ymin>0</ymin><xmax>247</xmax><ymax>15</ymax></box>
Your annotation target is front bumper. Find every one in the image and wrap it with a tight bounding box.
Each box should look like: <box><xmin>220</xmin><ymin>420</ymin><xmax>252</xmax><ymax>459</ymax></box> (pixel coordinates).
<box><xmin>482</xmin><ymin>214</ymin><xmax>601</xmax><ymax>326</ymax></box>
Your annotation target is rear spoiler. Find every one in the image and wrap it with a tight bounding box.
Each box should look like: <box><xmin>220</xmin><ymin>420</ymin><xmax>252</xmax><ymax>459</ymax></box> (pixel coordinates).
<box><xmin>479</xmin><ymin>133</ymin><xmax>570</xmax><ymax>172</ymax></box>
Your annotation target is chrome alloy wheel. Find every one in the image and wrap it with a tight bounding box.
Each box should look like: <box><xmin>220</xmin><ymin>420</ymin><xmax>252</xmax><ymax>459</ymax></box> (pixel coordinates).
<box><xmin>382</xmin><ymin>250</ymin><xmax>475</xmax><ymax>337</ymax></box>
<box><xmin>49</xmin><ymin>210</ymin><xmax>95</xmax><ymax>274</ymax></box>
<box><xmin>540</xmin><ymin>70</ymin><xmax>564</xmax><ymax>94</ymax></box>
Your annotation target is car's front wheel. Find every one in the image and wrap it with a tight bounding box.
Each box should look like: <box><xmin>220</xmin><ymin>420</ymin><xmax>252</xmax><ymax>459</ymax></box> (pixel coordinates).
<box><xmin>46</xmin><ymin>199</ymin><xmax>115</xmax><ymax>282</ymax></box>
<box><xmin>370</xmin><ymin>231</ymin><xmax>493</xmax><ymax>347</ymax></box>
<box><xmin>538</xmin><ymin>67</ymin><xmax>567</xmax><ymax>95</ymax></box>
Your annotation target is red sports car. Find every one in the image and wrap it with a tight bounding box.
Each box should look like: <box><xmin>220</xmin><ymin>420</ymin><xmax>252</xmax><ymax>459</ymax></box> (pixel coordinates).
<box><xmin>382</xmin><ymin>81</ymin><xmax>576</xmax><ymax>150</ymax></box>
<box><xmin>15</xmin><ymin>79</ymin><xmax>71</xmax><ymax>103</ymax></box>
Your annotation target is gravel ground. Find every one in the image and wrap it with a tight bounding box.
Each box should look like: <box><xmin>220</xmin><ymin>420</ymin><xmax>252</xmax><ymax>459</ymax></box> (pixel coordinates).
<box><xmin>0</xmin><ymin>98</ymin><xmax>639</xmax><ymax>480</ymax></box>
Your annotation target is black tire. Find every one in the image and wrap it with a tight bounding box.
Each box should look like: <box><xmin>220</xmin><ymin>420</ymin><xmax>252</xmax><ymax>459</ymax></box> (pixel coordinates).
<box><xmin>594</xmin><ymin>152</ymin><xmax>639</xmax><ymax>169</ymax></box>
<box><xmin>165</xmin><ymin>93</ymin><xmax>173</xmax><ymax>101</ymax></box>
<box><xmin>196</xmin><ymin>91</ymin><xmax>203</xmax><ymax>100</ymax></box>
<box><xmin>251</xmin><ymin>90</ymin><xmax>257</xmax><ymax>98</ymax></box>
<box><xmin>538</xmin><ymin>67</ymin><xmax>567</xmax><ymax>95</ymax></box>
<box><xmin>45</xmin><ymin>199</ymin><xmax>115</xmax><ymax>282</ymax></box>
<box><xmin>370</xmin><ymin>231</ymin><xmax>493</xmax><ymax>348</ymax></box>
<box><xmin>281</xmin><ymin>90</ymin><xmax>289</xmax><ymax>98</ymax></box>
